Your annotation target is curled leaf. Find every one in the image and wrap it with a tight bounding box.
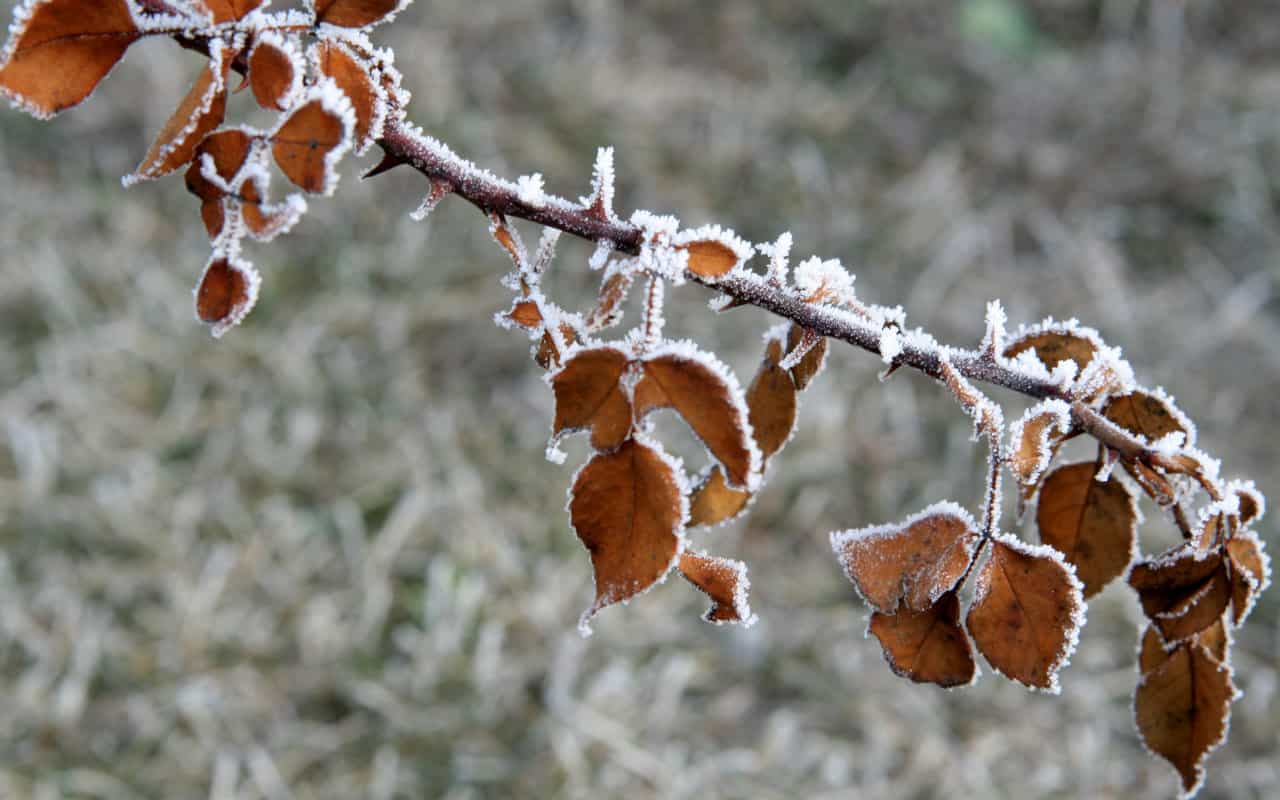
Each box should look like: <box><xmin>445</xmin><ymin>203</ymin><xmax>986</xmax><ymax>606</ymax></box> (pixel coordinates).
<box><xmin>1007</xmin><ymin>399</ymin><xmax>1073</xmax><ymax>486</ymax></box>
<box><xmin>314</xmin><ymin>37</ymin><xmax>386</xmax><ymax>153</ymax></box>
<box><xmin>785</xmin><ymin>323</ymin><xmax>827</xmax><ymax>390</ymax></box>
<box><xmin>585</xmin><ymin>269</ymin><xmax>634</xmax><ymax>333</ymax></box>
<box><xmin>1128</xmin><ymin>546</ymin><xmax>1231</xmax><ymax>644</ymax></box>
<box><xmin>124</xmin><ymin>47</ymin><xmax>228</xmax><ymax>186</ymax></box>
<box><xmin>1103</xmin><ymin>390</ymin><xmax>1195</xmax><ymax>447</ymax></box>
<box><xmin>1226</xmin><ymin>530</ymin><xmax>1269</xmax><ymax>626</ymax></box>
<box><xmin>570</xmin><ymin>438</ymin><xmax>686</xmax><ymax>634</ymax></box>
<box><xmin>745</xmin><ymin>336</ymin><xmax>798</xmax><ymax>460</ymax></box>
<box><xmin>830</xmin><ymin>502</ymin><xmax>980</xmax><ymax>615</ymax></box>
<box><xmin>1036</xmin><ymin>462</ymin><xmax>1137</xmax><ymax>597</ymax></box>
<box><xmin>550</xmin><ymin>345</ymin><xmax>631</xmax><ymax>451</ymax></box>
<box><xmin>687</xmin><ymin>466</ymin><xmax>752</xmax><ymax>528</ymax></box>
<box><xmin>1003</xmin><ymin>324</ymin><xmax>1099</xmax><ymax>373</ymax></box>
<box><xmin>965</xmin><ymin>535</ymin><xmax>1085</xmax><ymax>692</ymax></box>
<box><xmin>0</xmin><ymin>0</ymin><xmax>141</xmax><ymax>119</ymax></box>
<box><xmin>311</xmin><ymin>0</ymin><xmax>407</xmax><ymax>28</ymax></box>
<box><xmin>678</xmin><ymin>550</ymin><xmax>756</xmax><ymax>625</ymax></box>
<box><xmin>195</xmin><ymin>254</ymin><xmax>260</xmax><ymax>338</ymax></box>
<box><xmin>248</xmin><ymin>32</ymin><xmax>303</xmax><ymax>112</ymax></box>
<box><xmin>868</xmin><ymin>590</ymin><xmax>976</xmax><ymax>689</ymax></box>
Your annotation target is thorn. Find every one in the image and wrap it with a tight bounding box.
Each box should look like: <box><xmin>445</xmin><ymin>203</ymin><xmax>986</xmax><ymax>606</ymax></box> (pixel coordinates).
<box><xmin>878</xmin><ymin>362</ymin><xmax>903</xmax><ymax>382</ymax></box>
<box><xmin>363</xmin><ymin>152</ymin><xmax>407</xmax><ymax>180</ymax></box>
<box><xmin>234</xmin><ymin>72</ymin><xmax>251</xmax><ymax>93</ymax></box>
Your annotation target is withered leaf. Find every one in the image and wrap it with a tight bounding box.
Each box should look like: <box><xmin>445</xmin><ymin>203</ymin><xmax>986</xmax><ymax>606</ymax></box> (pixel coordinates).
<box><xmin>868</xmin><ymin>590</ymin><xmax>976</xmax><ymax>689</ymax></box>
<box><xmin>678</xmin><ymin>551</ymin><xmax>755</xmax><ymax>625</ymax></box>
<box><xmin>1233</xmin><ymin>484</ymin><xmax>1263</xmax><ymax>527</ymax></box>
<box><xmin>966</xmin><ymin>536</ymin><xmax>1084</xmax><ymax>692</ymax></box>
<box><xmin>314</xmin><ymin>38</ymin><xmax>384</xmax><ymax>152</ymax></box>
<box><xmin>271</xmin><ymin>90</ymin><xmax>354</xmax><ymax>195</ymax></box>
<box><xmin>505</xmin><ymin>300</ymin><xmax>542</xmax><ymax>330</ymax></box>
<box><xmin>185</xmin><ymin>128</ymin><xmax>256</xmax><ymax>238</ymax></box>
<box><xmin>1140</xmin><ymin>621</ymin><xmax>1228</xmax><ymax>675</ymax></box>
<box><xmin>195</xmin><ymin>255</ymin><xmax>260</xmax><ymax>337</ymax></box>
<box><xmin>831</xmin><ymin>504</ymin><xmax>980</xmax><ymax>614</ymax></box>
<box><xmin>1008</xmin><ymin>400</ymin><xmax>1072</xmax><ymax>485</ymax></box>
<box><xmin>585</xmin><ymin>270</ymin><xmax>634</xmax><ymax>333</ymax></box>
<box><xmin>634</xmin><ymin>346</ymin><xmax>760</xmax><ymax>490</ymax></box>
<box><xmin>745</xmin><ymin>337</ymin><xmax>798</xmax><ymax>460</ymax></box>
<box><xmin>1135</xmin><ymin>640</ymin><xmax>1235</xmax><ymax>797</ymax></box>
<box><xmin>550</xmin><ymin>345</ymin><xmax>632</xmax><ymax>451</ymax></box>
<box><xmin>570</xmin><ymin>438</ymin><xmax>685</xmax><ymax>632</ymax></box>
<box><xmin>248</xmin><ymin>35</ymin><xmax>300</xmax><ymax>112</ymax></box>
<box><xmin>197</xmin><ymin>0</ymin><xmax>265</xmax><ymax>22</ymax></box>
<box><xmin>312</xmin><ymin>0</ymin><xmax>404</xmax><ymax>28</ymax></box>
<box><xmin>125</xmin><ymin>53</ymin><xmax>228</xmax><ymax>185</ymax></box>
<box><xmin>1036</xmin><ymin>462</ymin><xmax>1137</xmax><ymax>597</ymax></box>
<box><xmin>786</xmin><ymin>324</ymin><xmax>828</xmax><ymax>390</ymax></box>
<box><xmin>1226</xmin><ymin>530</ymin><xmax>1269</xmax><ymax>626</ymax></box>
<box><xmin>681</xmin><ymin>240</ymin><xmax>740</xmax><ymax>279</ymax></box>
<box><xmin>1103</xmin><ymin>391</ymin><xmax>1194</xmax><ymax>447</ymax></box>
<box><xmin>1128</xmin><ymin>547</ymin><xmax>1231</xmax><ymax>644</ymax></box>
<box><xmin>687</xmin><ymin>466</ymin><xmax>752</xmax><ymax>528</ymax></box>
<box><xmin>1003</xmin><ymin>328</ymin><xmax>1097</xmax><ymax>372</ymax></box>
<box><xmin>0</xmin><ymin>0</ymin><xmax>141</xmax><ymax>119</ymax></box>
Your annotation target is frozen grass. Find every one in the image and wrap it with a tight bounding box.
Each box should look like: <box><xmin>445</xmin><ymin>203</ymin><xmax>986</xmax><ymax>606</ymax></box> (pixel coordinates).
<box><xmin>0</xmin><ymin>1</ymin><xmax>1277</xmax><ymax>798</ymax></box>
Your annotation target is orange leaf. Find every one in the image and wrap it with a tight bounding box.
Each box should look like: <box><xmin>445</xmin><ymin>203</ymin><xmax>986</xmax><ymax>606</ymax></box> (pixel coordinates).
<box><xmin>1226</xmin><ymin>530</ymin><xmax>1269</xmax><ymax>626</ymax></box>
<box><xmin>1232</xmin><ymin>482</ymin><xmax>1264</xmax><ymax>527</ymax></box>
<box><xmin>0</xmin><ymin>0</ymin><xmax>140</xmax><ymax>119</ymax></box>
<box><xmin>570</xmin><ymin>438</ymin><xmax>686</xmax><ymax>633</ymax></box>
<box><xmin>312</xmin><ymin>0</ymin><xmax>405</xmax><ymax>28</ymax></box>
<box><xmin>1007</xmin><ymin>400</ymin><xmax>1072</xmax><ymax>485</ymax></box>
<box><xmin>125</xmin><ymin>51</ymin><xmax>228</xmax><ymax>186</ymax></box>
<box><xmin>687</xmin><ymin>466</ymin><xmax>752</xmax><ymax>528</ymax></box>
<box><xmin>1003</xmin><ymin>326</ymin><xmax>1098</xmax><ymax>372</ymax></box>
<box><xmin>745</xmin><ymin>336</ymin><xmax>798</xmax><ymax>460</ymax></box>
<box><xmin>868</xmin><ymin>590</ymin><xmax>976</xmax><ymax>688</ymax></box>
<box><xmin>196</xmin><ymin>0</ymin><xmax>265</xmax><ymax>22</ymax></box>
<box><xmin>185</xmin><ymin>129</ymin><xmax>256</xmax><ymax>238</ymax></box>
<box><xmin>505</xmin><ymin>300</ymin><xmax>543</xmax><ymax>331</ymax></box>
<box><xmin>678</xmin><ymin>551</ymin><xmax>755</xmax><ymax>625</ymax></box>
<box><xmin>830</xmin><ymin>503</ymin><xmax>980</xmax><ymax>614</ymax></box>
<box><xmin>585</xmin><ymin>270</ymin><xmax>634</xmax><ymax>333</ymax></box>
<box><xmin>1140</xmin><ymin>621</ymin><xmax>1228</xmax><ymax>675</ymax></box>
<box><xmin>1036</xmin><ymin>462</ymin><xmax>1137</xmax><ymax>597</ymax></box>
<box><xmin>1135</xmin><ymin>640</ymin><xmax>1236</xmax><ymax>797</ymax></box>
<box><xmin>1103</xmin><ymin>390</ymin><xmax>1194</xmax><ymax>447</ymax></box>
<box><xmin>314</xmin><ymin>38</ymin><xmax>384</xmax><ymax>152</ymax></box>
<box><xmin>680</xmin><ymin>240</ymin><xmax>739</xmax><ymax>279</ymax></box>
<box><xmin>248</xmin><ymin>34</ymin><xmax>302</xmax><ymax>112</ymax></box>
<box><xmin>634</xmin><ymin>344</ymin><xmax>761</xmax><ymax>490</ymax></box>
<box><xmin>785</xmin><ymin>324</ymin><xmax>827</xmax><ymax>390</ymax></box>
<box><xmin>1128</xmin><ymin>546</ymin><xmax>1230</xmax><ymax>644</ymax></box>
<box><xmin>550</xmin><ymin>345</ymin><xmax>632</xmax><ymax>451</ymax></box>
<box><xmin>195</xmin><ymin>255</ymin><xmax>260</xmax><ymax>338</ymax></box>
<box><xmin>965</xmin><ymin>536</ymin><xmax>1084</xmax><ymax>692</ymax></box>
<box><xmin>271</xmin><ymin>86</ymin><xmax>355</xmax><ymax>195</ymax></box>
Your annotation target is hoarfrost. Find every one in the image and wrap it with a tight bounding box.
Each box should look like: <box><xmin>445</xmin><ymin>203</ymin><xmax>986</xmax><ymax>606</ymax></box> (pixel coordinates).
<box><xmin>588</xmin><ymin>239</ymin><xmax>614</xmax><ymax>271</ymax></box>
<box><xmin>878</xmin><ymin>327</ymin><xmax>902</xmax><ymax>365</ymax></box>
<box><xmin>759</xmin><ymin>231</ymin><xmax>793</xmax><ymax>286</ymax></box>
<box><xmin>793</xmin><ymin>256</ymin><xmax>855</xmax><ymax>305</ymax></box>
<box><xmin>516</xmin><ymin>172</ymin><xmax>546</xmax><ymax>209</ymax></box>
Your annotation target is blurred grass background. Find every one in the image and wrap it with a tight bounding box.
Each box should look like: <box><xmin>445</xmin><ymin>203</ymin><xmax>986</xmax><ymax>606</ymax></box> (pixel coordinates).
<box><xmin>1</xmin><ymin>1</ymin><xmax>1278</xmax><ymax>797</ymax></box>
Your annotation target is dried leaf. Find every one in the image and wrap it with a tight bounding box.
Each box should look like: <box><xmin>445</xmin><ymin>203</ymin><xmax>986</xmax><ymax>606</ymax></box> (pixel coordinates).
<box><xmin>745</xmin><ymin>337</ymin><xmax>798</xmax><ymax>460</ymax></box>
<box><xmin>185</xmin><ymin>128</ymin><xmax>256</xmax><ymax>238</ymax></box>
<box><xmin>1103</xmin><ymin>390</ymin><xmax>1194</xmax><ymax>446</ymax></box>
<box><xmin>505</xmin><ymin>300</ymin><xmax>542</xmax><ymax>331</ymax></box>
<box><xmin>197</xmin><ymin>0</ymin><xmax>264</xmax><ymax>22</ymax></box>
<box><xmin>681</xmin><ymin>239</ymin><xmax>739</xmax><ymax>279</ymax></box>
<box><xmin>195</xmin><ymin>254</ymin><xmax>260</xmax><ymax>338</ymax></box>
<box><xmin>1003</xmin><ymin>328</ymin><xmax>1098</xmax><ymax>372</ymax></box>
<box><xmin>1226</xmin><ymin>530</ymin><xmax>1269</xmax><ymax>626</ymax></box>
<box><xmin>1232</xmin><ymin>483</ymin><xmax>1264</xmax><ymax>527</ymax></box>
<box><xmin>1036</xmin><ymin>462</ymin><xmax>1137</xmax><ymax>597</ymax></box>
<box><xmin>0</xmin><ymin>0</ymin><xmax>141</xmax><ymax>119</ymax></box>
<box><xmin>271</xmin><ymin>85</ymin><xmax>355</xmax><ymax>195</ymax></box>
<box><xmin>1007</xmin><ymin>400</ymin><xmax>1073</xmax><ymax>485</ymax></box>
<box><xmin>966</xmin><ymin>536</ymin><xmax>1085</xmax><ymax>692</ymax></box>
<box><xmin>125</xmin><ymin>52</ymin><xmax>227</xmax><ymax>185</ymax></box>
<box><xmin>585</xmin><ymin>270</ymin><xmax>634</xmax><ymax>333</ymax></box>
<box><xmin>1140</xmin><ymin>621</ymin><xmax>1228</xmax><ymax>675</ymax></box>
<box><xmin>786</xmin><ymin>324</ymin><xmax>828</xmax><ymax>390</ymax></box>
<box><xmin>678</xmin><ymin>551</ymin><xmax>755</xmax><ymax>625</ymax></box>
<box><xmin>868</xmin><ymin>590</ymin><xmax>976</xmax><ymax>688</ymax></box>
<box><xmin>550</xmin><ymin>345</ymin><xmax>632</xmax><ymax>451</ymax></box>
<box><xmin>314</xmin><ymin>38</ymin><xmax>385</xmax><ymax>152</ymax></box>
<box><xmin>1129</xmin><ymin>547</ymin><xmax>1231</xmax><ymax>644</ymax></box>
<box><xmin>687</xmin><ymin>466</ymin><xmax>752</xmax><ymax>528</ymax></box>
<box><xmin>570</xmin><ymin>438</ymin><xmax>686</xmax><ymax>632</ymax></box>
<box><xmin>830</xmin><ymin>503</ymin><xmax>980</xmax><ymax>614</ymax></box>
<box><xmin>311</xmin><ymin>0</ymin><xmax>405</xmax><ymax>28</ymax></box>
<box><xmin>1135</xmin><ymin>640</ymin><xmax>1235</xmax><ymax>797</ymax></box>
<box><xmin>248</xmin><ymin>33</ymin><xmax>302</xmax><ymax>111</ymax></box>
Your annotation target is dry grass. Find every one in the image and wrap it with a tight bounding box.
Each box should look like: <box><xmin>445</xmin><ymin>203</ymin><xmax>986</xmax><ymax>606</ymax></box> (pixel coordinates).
<box><xmin>0</xmin><ymin>1</ymin><xmax>1276</xmax><ymax>798</ymax></box>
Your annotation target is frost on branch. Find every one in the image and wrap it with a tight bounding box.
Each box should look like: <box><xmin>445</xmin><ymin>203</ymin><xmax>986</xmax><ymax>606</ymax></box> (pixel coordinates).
<box><xmin>965</xmin><ymin>534</ymin><xmax>1085</xmax><ymax>693</ymax></box>
<box><xmin>569</xmin><ymin>437</ymin><xmax>688</xmax><ymax>635</ymax></box>
<box><xmin>1036</xmin><ymin>461</ymin><xmax>1138</xmax><ymax>597</ymax></box>
<box><xmin>830</xmin><ymin>502</ymin><xmax>980</xmax><ymax>615</ymax></box>
<box><xmin>794</xmin><ymin>256</ymin><xmax>855</xmax><ymax>305</ymax></box>
<box><xmin>0</xmin><ymin>0</ymin><xmax>142</xmax><ymax>119</ymax></box>
<box><xmin>867</xmin><ymin>590</ymin><xmax>976</xmax><ymax>689</ymax></box>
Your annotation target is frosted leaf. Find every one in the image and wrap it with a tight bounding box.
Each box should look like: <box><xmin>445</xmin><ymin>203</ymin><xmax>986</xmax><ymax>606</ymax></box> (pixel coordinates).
<box><xmin>1225</xmin><ymin>529</ymin><xmax>1270</xmax><ymax>626</ymax></box>
<box><xmin>1037</xmin><ymin>461</ymin><xmax>1138</xmax><ymax>597</ymax></box>
<box><xmin>793</xmin><ymin>256</ymin><xmax>855</xmax><ymax>305</ymax></box>
<box><xmin>867</xmin><ymin>590</ymin><xmax>978</xmax><ymax>689</ymax></box>
<box><xmin>247</xmin><ymin>29</ymin><xmax>305</xmax><ymax>112</ymax></box>
<box><xmin>488</xmin><ymin>214</ymin><xmax>529</xmax><ymax>272</ymax></box>
<box><xmin>629</xmin><ymin>209</ymin><xmax>681</xmax><ymax>240</ymax></box>
<box><xmin>190</xmin><ymin>0</ymin><xmax>267</xmax><ymax>24</ymax></box>
<box><xmin>529</xmin><ymin>228</ymin><xmax>561</xmax><ymax>278</ymax></box>
<box><xmin>673</xmin><ymin>225</ymin><xmax>754</xmax><ymax>281</ymax></box>
<box><xmin>1007</xmin><ymin>398</ymin><xmax>1073</xmax><ymax>486</ymax></box>
<box><xmin>312</xmin><ymin>34</ymin><xmax>389</xmax><ymax>154</ymax></box>
<box><xmin>409</xmin><ymin>179</ymin><xmax>451</xmax><ymax>221</ymax></box>
<box><xmin>759</xmin><ymin>231</ymin><xmax>793</xmax><ymax>286</ymax></box>
<box><xmin>1225</xmin><ymin>479</ymin><xmax>1264</xmax><ymax>526</ymax></box>
<box><xmin>307</xmin><ymin>0</ymin><xmax>413</xmax><ymax>29</ymax></box>
<box><xmin>1102</xmin><ymin>387</ymin><xmax>1197</xmax><ymax>449</ymax></box>
<box><xmin>549</xmin><ymin>343</ymin><xmax>633</xmax><ymax>452</ymax></box>
<box><xmin>515</xmin><ymin>172</ymin><xmax>546</xmax><ymax>209</ymax></box>
<box><xmin>1004</xmin><ymin>317</ymin><xmax>1105</xmax><ymax>374</ymax></box>
<box><xmin>939</xmin><ymin>359</ymin><xmax>1003</xmax><ymax>443</ymax></box>
<box><xmin>270</xmin><ymin>79</ymin><xmax>356</xmax><ymax>196</ymax></box>
<box><xmin>678</xmin><ymin>550</ymin><xmax>757</xmax><ymax>627</ymax></box>
<box><xmin>1071</xmin><ymin>344</ymin><xmax>1135</xmax><ymax>403</ymax></box>
<box><xmin>194</xmin><ymin>252</ymin><xmax>260</xmax><ymax>338</ymax></box>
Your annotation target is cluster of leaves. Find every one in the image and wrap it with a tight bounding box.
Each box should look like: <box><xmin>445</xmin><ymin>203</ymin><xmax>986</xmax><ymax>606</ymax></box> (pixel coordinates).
<box><xmin>0</xmin><ymin>2</ymin><xmax>1271</xmax><ymax>797</ymax></box>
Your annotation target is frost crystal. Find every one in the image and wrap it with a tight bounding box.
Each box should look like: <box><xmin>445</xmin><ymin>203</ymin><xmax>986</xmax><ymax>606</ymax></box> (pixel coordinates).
<box><xmin>760</xmin><ymin>231</ymin><xmax>793</xmax><ymax>286</ymax></box>
<box><xmin>793</xmin><ymin>256</ymin><xmax>855</xmax><ymax>305</ymax></box>
<box><xmin>581</xmin><ymin>146</ymin><xmax>617</xmax><ymax>220</ymax></box>
<box><xmin>878</xmin><ymin>327</ymin><xmax>902</xmax><ymax>365</ymax></box>
<box><xmin>588</xmin><ymin>239</ymin><xmax>614</xmax><ymax>271</ymax></box>
<box><xmin>983</xmin><ymin>299</ymin><xmax>1007</xmax><ymax>354</ymax></box>
<box><xmin>516</xmin><ymin>173</ymin><xmax>546</xmax><ymax>208</ymax></box>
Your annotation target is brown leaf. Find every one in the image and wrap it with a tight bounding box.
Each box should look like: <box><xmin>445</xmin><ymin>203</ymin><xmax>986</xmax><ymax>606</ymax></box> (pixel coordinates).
<box><xmin>634</xmin><ymin>346</ymin><xmax>760</xmax><ymax>490</ymax></box>
<box><xmin>585</xmin><ymin>270</ymin><xmax>634</xmax><ymax>333</ymax></box>
<box><xmin>1140</xmin><ymin>621</ymin><xmax>1228</xmax><ymax>675</ymax></box>
<box><xmin>1036</xmin><ymin>462</ymin><xmax>1137</xmax><ymax>597</ymax></box>
<box><xmin>312</xmin><ymin>0</ymin><xmax>404</xmax><ymax>28</ymax></box>
<box><xmin>1233</xmin><ymin>483</ymin><xmax>1263</xmax><ymax>527</ymax></box>
<box><xmin>786</xmin><ymin>324</ymin><xmax>827</xmax><ymax>390</ymax></box>
<box><xmin>678</xmin><ymin>551</ymin><xmax>755</xmax><ymax>625</ymax></box>
<box><xmin>745</xmin><ymin>337</ymin><xmax>798</xmax><ymax>460</ymax></box>
<box><xmin>271</xmin><ymin>90</ymin><xmax>354</xmax><ymax>194</ymax></box>
<box><xmin>687</xmin><ymin>466</ymin><xmax>752</xmax><ymax>528</ymax></box>
<box><xmin>1135</xmin><ymin>640</ymin><xmax>1235</xmax><ymax>797</ymax></box>
<box><xmin>681</xmin><ymin>240</ymin><xmax>740</xmax><ymax>279</ymax></box>
<box><xmin>1128</xmin><ymin>547</ymin><xmax>1231</xmax><ymax>644</ymax></box>
<box><xmin>570</xmin><ymin>438</ymin><xmax>685</xmax><ymax>631</ymax></box>
<box><xmin>504</xmin><ymin>300</ymin><xmax>543</xmax><ymax>331</ymax></box>
<box><xmin>550</xmin><ymin>346</ymin><xmax>632</xmax><ymax>451</ymax></box>
<box><xmin>195</xmin><ymin>255</ymin><xmax>259</xmax><ymax>337</ymax></box>
<box><xmin>1003</xmin><ymin>328</ymin><xmax>1098</xmax><ymax>372</ymax></box>
<box><xmin>248</xmin><ymin>35</ymin><xmax>300</xmax><ymax>111</ymax></box>
<box><xmin>1008</xmin><ymin>401</ymin><xmax>1072</xmax><ymax>485</ymax></box>
<box><xmin>831</xmin><ymin>503</ymin><xmax>980</xmax><ymax>614</ymax></box>
<box><xmin>185</xmin><ymin>129</ymin><xmax>256</xmax><ymax>238</ymax></box>
<box><xmin>314</xmin><ymin>39</ymin><xmax>384</xmax><ymax>152</ymax></box>
<box><xmin>197</xmin><ymin>0</ymin><xmax>265</xmax><ymax>22</ymax></box>
<box><xmin>1226</xmin><ymin>530</ymin><xmax>1269</xmax><ymax>626</ymax></box>
<box><xmin>868</xmin><ymin>590</ymin><xmax>976</xmax><ymax>688</ymax></box>
<box><xmin>126</xmin><ymin>53</ymin><xmax>229</xmax><ymax>186</ymax></box>
<box><xmin>1103</xmin><ymin>391</ymin><xmax>1194</xmax><ymax>447</ymax></box>
<box><xmin>0</xmin><ymin>0</ymin><xmax>141</xmax><ymax>119</ymax></box>
<box><xmin>965</xmin><ymin>536</ymin><xmax>1084</xmax><ymax>691</ymax></box>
